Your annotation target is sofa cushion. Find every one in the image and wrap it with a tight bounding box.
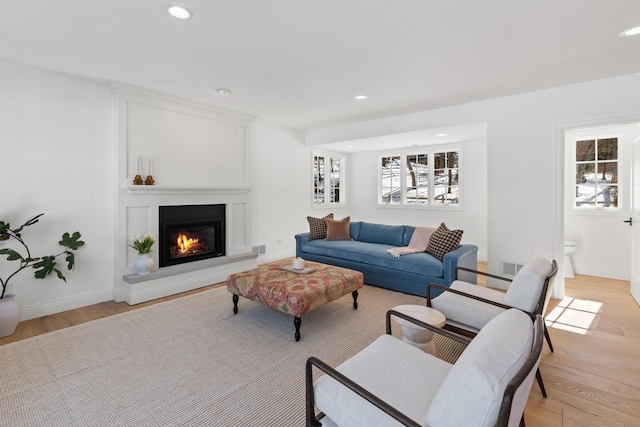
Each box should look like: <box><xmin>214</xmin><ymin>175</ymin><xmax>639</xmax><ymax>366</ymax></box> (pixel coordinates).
<box><xmin>307</xmin><ymin>213</ymin><xmax>333</xmax><ymax>241</ymax></box>
<box><xmin>302</xmin><ymin>240</ymin><xmax>444</xmax><ymax>277</ymax></box>
<box><xmin>403</xmin><ymin>226</ymin><xmax>417</xmax><ymax>246</ymax></box>
<box><xmin>424</xmin><ymin>309</ymin><xmax>534</xmax><ymax>427</ymax></box>
<box><xmin>314</xmin><ymin>334</ymin><xmax>452</xmax><ymax>427</ymax></box>
<box><xmin>349</xmin><ymin>221</ymin><xmax>363</xmax><ymax>241</ymax></box>
<box><xmin>325</xmin><ymin>216</ymin><xmax>353</xmax><ymax>241</ymax></box>
<box><xmin>426</xmin><ymin>223</ymin><xmax>463</xmax><ymax>261</ymax></box>
<box><xmin>358</xmin><ymin>222</ymin><xmax>406</xmax><ymax>247</ymax></box>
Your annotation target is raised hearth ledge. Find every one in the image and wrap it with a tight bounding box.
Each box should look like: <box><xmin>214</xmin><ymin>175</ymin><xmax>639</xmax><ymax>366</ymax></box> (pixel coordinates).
<box><xmin>122</xmin><ymin>183</ymin><xmax>251</xmax><ymax>195</ymax></box>
<box><xmin>123</xmin><ymin>252</ymin><xmax>257</xmax><ymax>284</ymax></box>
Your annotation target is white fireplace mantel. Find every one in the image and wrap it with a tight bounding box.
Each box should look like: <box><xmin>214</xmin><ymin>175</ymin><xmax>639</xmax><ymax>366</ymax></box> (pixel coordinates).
<box><xmin>113</xmin><ymin>84</ymin><xmax>257</xmax><ymax>305</ymax></box>
<box><xmin>122</xmin><ymin>184</ymin><xmax>251</xmax><ymax>195</ymax></box>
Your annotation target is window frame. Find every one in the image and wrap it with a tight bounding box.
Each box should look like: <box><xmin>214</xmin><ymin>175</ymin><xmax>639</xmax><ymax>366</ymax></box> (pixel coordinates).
<box><xmin>312</xmin><ymin>150</ymin><xmax>346</xmax><ymax>209</ymax></box>
<box><xmin>377</xmin><ymin>145</ymin><xmax>462</xmax><ymax>210</ymax></box>
<box><xmin>570</xmin><ymin>133</ymin><xmax>622</xmax><ymax>213</ymax></box>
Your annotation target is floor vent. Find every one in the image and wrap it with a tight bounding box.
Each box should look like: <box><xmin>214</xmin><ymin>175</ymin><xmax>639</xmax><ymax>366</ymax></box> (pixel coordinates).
<box><xmin>501</xmin><ymin>261</ymin><xmax>525</xmax><ymax>277</ymax></box>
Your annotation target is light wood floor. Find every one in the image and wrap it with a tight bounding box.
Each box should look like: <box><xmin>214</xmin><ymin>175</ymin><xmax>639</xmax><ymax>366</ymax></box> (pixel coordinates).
<box><xmin>1</xmin><ymin>263</ymin><xmax>639</xmax><ymax>426</ymax></box>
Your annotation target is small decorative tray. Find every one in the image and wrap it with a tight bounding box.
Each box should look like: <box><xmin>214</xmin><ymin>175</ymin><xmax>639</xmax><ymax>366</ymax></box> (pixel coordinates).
<box><xmin>281</xmin><ymin>264</ymin><xmax>317</xmax><ymax>274</ymax></box>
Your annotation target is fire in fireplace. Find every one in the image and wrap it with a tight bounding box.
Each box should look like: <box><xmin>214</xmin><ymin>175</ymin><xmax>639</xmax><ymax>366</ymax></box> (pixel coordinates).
<box><xmin>159</xmin><ymin>204</ymin><xmax>225</xmax><ymax>267</ymax></box>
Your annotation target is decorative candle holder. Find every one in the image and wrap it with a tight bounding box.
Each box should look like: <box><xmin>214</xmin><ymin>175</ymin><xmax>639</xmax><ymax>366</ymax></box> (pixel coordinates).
<box><xmin>133</xmin><ymin>174</ymin><xmax>143</xmax><ymax>185</ymax></box>
<box><xmin>144</xmin><ymin>156</ymin><xmax>154</xmax><ymax>185</ymax></box>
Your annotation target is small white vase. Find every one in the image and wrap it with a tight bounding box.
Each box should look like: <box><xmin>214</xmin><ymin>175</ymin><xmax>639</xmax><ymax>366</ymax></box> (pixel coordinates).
<box><xmin>134</xmin><ymin>254</ymin><xmax>154</xmax><ymax>276</ymax></box>
<box><xmin>0</xmin><ymin>294</ymin><xmax>22</xmax><ymax>338</ymax></box>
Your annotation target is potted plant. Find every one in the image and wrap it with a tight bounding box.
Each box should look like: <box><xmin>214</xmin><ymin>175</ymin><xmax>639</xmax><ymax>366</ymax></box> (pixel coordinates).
<box><xmin>129</xmin><ymin>233</ymin><xmax>156</xmax><ymax>276</ymax></box>
<box><xmin>0</xmin><ymin>213</ymin><xmax>84</xmax><ymax>337</ymax></box>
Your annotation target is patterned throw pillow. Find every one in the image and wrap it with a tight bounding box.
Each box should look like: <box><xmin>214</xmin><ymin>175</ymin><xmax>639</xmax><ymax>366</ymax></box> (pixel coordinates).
<box><xmin>426</xmin><ymin>223</ymin><xmax>463</xmax><ymax>261</ymax></box>
<box><xmin>325</xmin><ymin>216</ymin><xmax>353</xmax><ymax>241</ymax></box>
<box><xmin>307</xmin><ymin>213</ymin><xmax>334</xmax><ymax>240</ymax></box>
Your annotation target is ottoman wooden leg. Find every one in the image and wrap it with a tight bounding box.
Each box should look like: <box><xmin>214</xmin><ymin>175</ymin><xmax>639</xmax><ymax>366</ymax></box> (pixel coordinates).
<box><xmin>352</xmin><ymin>290</ymin><xmax>359</xmax><ymax>309</ymax></box>
<box><xmin>232</xmin><ymin>294</ymin><xmax>239</xmax><ymax>314</ymax></box>
<box><xmin>294</xmin><ymin>316</ymin><xmax>302</xmax><ymax>342</ymax></box>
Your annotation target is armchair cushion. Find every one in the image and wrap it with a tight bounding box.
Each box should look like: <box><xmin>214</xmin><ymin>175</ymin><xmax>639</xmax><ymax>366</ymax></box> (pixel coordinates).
<box><xmin>314</xmin><ymin>334</ymin><xmax>452</xmax><ymax>426</ymax></box>
<box><xmin>504</xmin><ymin>258</ymin><xmax>552</xmax><ymax>313</ymax></box>
<box><xmin>424</xmin><ymin>309</ymin><xmax>534</xmax><ymax>427</ymax></box>
<box><xmin>430</xmin><ymin>281</ymin><xmax>506</xmax><ymax>331</ymax></box>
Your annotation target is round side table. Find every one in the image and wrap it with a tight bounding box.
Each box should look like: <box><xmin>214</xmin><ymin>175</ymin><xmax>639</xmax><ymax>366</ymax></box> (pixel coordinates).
<box><xmin>391</xmin><ymin>304</ymin><xmax>446</xmax><ymax>355</ymax></box>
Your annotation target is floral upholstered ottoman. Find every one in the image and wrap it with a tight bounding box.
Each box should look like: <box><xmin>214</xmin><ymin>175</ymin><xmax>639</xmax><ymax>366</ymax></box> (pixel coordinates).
<box><xmin>226</xmin><ymin>261</ymin><xmax>364</xmax><ymax>341</ymax></box>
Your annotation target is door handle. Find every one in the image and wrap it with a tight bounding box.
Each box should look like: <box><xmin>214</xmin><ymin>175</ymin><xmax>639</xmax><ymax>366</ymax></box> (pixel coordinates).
<box><xmin>624</xmin><ymin>217</ymin><xmax>633</xmax><ymax>226</ymax></box>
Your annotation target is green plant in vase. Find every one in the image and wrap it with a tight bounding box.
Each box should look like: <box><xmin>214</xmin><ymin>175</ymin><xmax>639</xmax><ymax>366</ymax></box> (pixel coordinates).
<box><xmin>128</xmin><ymin>233</ymin><xmax>156</xmax><ymax>255</ymax></box>
<box><xmin>0</xmin><ymin>213</ymin><xmax>84</xmax><ymax>337</ymax></box>
<box><xmin>0</xmin><ymin>213</ymin><xmax>85</xmax><ymax>299</ymax></box>
<box><xmin>129</xmin><ymin>233</ymin><xmax>156</xmax><ymax>276</ymax></box>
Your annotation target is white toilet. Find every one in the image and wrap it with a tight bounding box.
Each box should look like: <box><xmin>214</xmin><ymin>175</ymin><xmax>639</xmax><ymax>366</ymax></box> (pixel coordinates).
<box><xmin>564</xmin><ymin>241</ymin><xmax>578</xmax><ymax>278</ymax></box>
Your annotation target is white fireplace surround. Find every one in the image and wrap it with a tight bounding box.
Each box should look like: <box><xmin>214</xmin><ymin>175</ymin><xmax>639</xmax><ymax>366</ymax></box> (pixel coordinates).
<box><xmin>112</xmin><ymin>84</ymin><xmax>258</xmax><ymax>304</ymax></box>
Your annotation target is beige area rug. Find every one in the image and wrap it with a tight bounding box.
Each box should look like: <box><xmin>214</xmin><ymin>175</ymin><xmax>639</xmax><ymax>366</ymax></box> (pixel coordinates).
<box><xmin>0</xmin><ymin>285</ymin><xmax>466</xmax><ymax>427</ymax></box>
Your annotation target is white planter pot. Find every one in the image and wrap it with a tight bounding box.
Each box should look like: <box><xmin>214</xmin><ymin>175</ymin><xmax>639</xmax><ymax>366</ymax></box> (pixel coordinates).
<box><xmin>134</xmin><ymin>254</ymin><xmax>154</xmax><ymax>276</ymax></box>
<box><xmin>0</xmin><ymin>294</ymin><xmax>22</xmax><ymax>338</ymax></box>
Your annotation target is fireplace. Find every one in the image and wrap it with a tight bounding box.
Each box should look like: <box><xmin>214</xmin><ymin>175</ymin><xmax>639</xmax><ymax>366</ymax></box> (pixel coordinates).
<box><xmin>159</xmin><ymin>204</ymin><xmax>225</xmax><ymax>267</ymax></box>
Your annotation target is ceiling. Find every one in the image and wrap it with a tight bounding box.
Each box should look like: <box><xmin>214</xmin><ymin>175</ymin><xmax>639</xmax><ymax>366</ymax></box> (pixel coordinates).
<box><xmin>2</xmin><ymin>1</ymin><xmax>640</xmax><ymax>132</ymax></box>
<box><xmin>315</xmin><ymin>122</ymin><xmax>487</xmax><ymax>153</ymax></box>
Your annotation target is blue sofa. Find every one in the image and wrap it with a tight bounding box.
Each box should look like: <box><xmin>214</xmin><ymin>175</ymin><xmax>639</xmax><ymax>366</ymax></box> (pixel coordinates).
<box><xmin>295</xmin><ymin>221</ymin><xmax>478</xmax><ymax>297</ymax></box>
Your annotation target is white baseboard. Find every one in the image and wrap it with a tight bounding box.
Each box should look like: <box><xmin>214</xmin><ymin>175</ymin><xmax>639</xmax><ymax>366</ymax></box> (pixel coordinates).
<box><xmin>20</xmin><ymin>289</ymin><xmax>114</xmax><ymax>321</ymax></box>
<box><xmin>573</xmin><ymin>264</ymin><xmax>630</xmax><ymax>281</ymax></box>
<box><xmin>257</xmin><ymin>250</ymin><xmax>295</xmax><ymax>264</ymax></box>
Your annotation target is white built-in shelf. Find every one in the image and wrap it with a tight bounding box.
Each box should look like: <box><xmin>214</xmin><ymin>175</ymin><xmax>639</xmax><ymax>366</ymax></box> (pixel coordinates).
<box><xmin>123</xmin><ymin>183</ymin><xmax>251</xmax><ymax>195</ymax></box>
<box><xmin>123</xmin><ymin>252</ymin><xmax>258</xmax><ymax>284</ymax></box>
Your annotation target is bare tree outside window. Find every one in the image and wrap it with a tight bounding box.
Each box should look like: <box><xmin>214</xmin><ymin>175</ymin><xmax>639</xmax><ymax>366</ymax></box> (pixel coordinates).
<box><xmin>406</xmin><ymin>154</ymin><xmax>428</xmax><ymax>204</ymax></box>
<box><xmin>380</xmin><ymin>149</ymin><xmax>460</xmax><ymax>206</ymax></box>
<box><xmin>381</xmin><ymin>156</ymin><xmax>402</xmax><ymax>203</ymax></box>
<box><xmin>313</xmin><ymin>156</ymin><xmax>325</xmax><ymax>203</ymax></box>
<box><xmin>433</xmin><ymin>150</ymin><xmax>459</xmax><ymax>205</ymax></box>
<box><xmin>575</xmin><ymin>137</ymin><xmax>618</xmax><ymax>208</ymax></box>
<box><xmin>313</xmin><ymin>154</ymin><xmax>345</xmax><ymax>206</ymax></box>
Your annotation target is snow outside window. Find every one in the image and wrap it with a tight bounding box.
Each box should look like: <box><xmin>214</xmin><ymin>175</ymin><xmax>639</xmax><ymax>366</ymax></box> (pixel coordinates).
<box><xmin>574</xmin><ymin>137</ymin><xmax>619</xmax><ymax>209</ymax></box>
<box><xmin>379</xmin><ymin>149</ymin><xmax>460</xmax><ymax>207</ymax></box>
<box><xmin>313</xmin><ymin>153</ymin><xmax>344</xmax><ymax>206</ymax></box>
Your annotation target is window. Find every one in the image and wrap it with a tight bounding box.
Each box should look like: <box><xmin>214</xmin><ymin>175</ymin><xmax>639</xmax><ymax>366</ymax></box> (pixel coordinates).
<box><xmin>379</xmin><ymin>148</ymin><xmax>460</xmax><ymax>207</ymax></box>
<box><xmin>313</xmin><ymin>152</ymin><xmax>344</xmax><ymax>206</ymax></box>
<box><xmin>574</xmin><ymin>137</ymin><xmax>618</xmax><ymax>209</ymax></box>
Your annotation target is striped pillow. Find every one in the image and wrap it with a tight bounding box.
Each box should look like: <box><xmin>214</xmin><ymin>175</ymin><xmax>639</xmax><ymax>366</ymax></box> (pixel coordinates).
<box><xmin>307</xmin><ymin>213</ymin><xmax>334</xmax><ymax>240</ymax></box>
<box><xmin>426</xmin><ymin>223</ymin><xmax>463</xmax><ymax>261</ymax></box>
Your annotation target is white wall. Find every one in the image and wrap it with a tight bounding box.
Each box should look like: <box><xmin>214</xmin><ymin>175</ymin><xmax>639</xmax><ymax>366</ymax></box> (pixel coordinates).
<box><xmin>347</xmin><ymin>138</ymin><xmax>488</xmax><ymax>260</ymax></box>
<box><xmin>0</xmin><ymin>60</ymin><xmax>115</xmax><ymax>319</ymax></box>
<box><xmin>252</xmin><ymin>122</ymin><xmax>350</xmax><ymax>262</ymax></box>
<box><xmin>307</xmin><ymin>72</ymin><xmax>640</xmax><ymax>296</ymax></box>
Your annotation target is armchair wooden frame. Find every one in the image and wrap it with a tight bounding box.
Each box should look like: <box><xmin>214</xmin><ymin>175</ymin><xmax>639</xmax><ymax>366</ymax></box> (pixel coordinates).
<box><xmin>305</xmin><ymin>310</ymin><xmax>544</xmax><ymax>427</ymax></box>
<box><xmin>425</xmin><ymin>260</ymin><xmax>558</xmax><ymax>398</ymax></box>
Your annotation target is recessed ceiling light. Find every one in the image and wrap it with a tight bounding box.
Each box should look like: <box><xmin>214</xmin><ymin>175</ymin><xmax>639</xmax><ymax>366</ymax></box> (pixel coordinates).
<box><xmin>436</xmin><ymin>133</ymin><xmax>448</xmax><ymax>137</ymax></box>
<box><xmin>167</xmin><ymin>5</ymin><xmax>192</xmax><ymax>20</ymax></box>
<box><xmin>215</xmin><ymin>88</ymin><xmax>231</xmax><ymax>95</ymax></box>
<box><xmin>348</xmin><ymin>145</ymin><xmax>355</xmax><ymax>148</ymax></box>
<box><xmin>620</xmin><ymin>25</ymin><xmax>640</xmax><ymax>37</ymax></box>
<box><xmin>354</xmin><ymin>95</ymin><xmax>368</xmax><ymax>100</ymax></box>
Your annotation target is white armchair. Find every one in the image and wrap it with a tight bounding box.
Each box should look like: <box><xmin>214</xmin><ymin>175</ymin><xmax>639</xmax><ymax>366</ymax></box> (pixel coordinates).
<box><xmin>306</xmin><ymin>309</ymin><xmax>544</xmax><ymax>427</ymax></box>
<box><xmin>426</xmin><ymin>258</ymin><xmax>558</xmax><ymax>397</ymax></box>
